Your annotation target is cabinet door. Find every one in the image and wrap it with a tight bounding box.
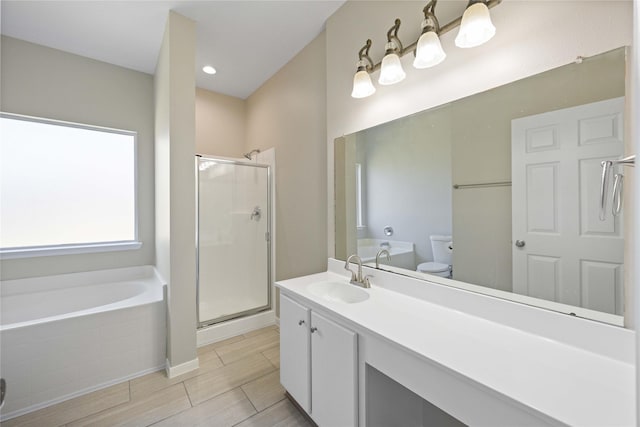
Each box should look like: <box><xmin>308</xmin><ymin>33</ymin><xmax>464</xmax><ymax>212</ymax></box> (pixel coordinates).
<box><xmin>280</xmin><ymin>294</ymin><xmax>311</xmax><ymax>412</ymax></box>
<box><xmin>311</xmin><ymin>311</ymin><xmax>357</xmax><ymax>427</ymax></box>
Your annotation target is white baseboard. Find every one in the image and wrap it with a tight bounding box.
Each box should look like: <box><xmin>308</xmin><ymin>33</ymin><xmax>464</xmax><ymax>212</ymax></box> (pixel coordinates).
<box><xmin>197</xmin><ymin>310</ymin><xmax>276</xmax><ymax>347</ymax></box>
<box><xmin>275</xmin><ymin>316</ymin><xmax>280</xmax><ymax>326</ymax></box>
<box><xmin>165</xmin><ymin>357</ymin><xmax>199</xmax><ymax>379</ymax></box>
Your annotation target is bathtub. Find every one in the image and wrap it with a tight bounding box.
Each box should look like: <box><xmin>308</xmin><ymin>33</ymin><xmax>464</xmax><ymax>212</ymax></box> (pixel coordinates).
<box><xmin>357</xmin><ymin>239</ymin><xmax>415</xmax><ymax>270</ymax></box>
<box><xmin>0</xmin><ymin>265</ymin><xmax>166</xmax><ymax>421</ymax></box>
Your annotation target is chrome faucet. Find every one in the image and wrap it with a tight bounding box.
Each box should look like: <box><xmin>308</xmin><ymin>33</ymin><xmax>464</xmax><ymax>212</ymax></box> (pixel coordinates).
<box><xmin>344</xmin><ymin>254</ymin><xmax>371</xmax><ymax>288</ymax></box>
<box><xmin>375</xmin><ymin>249</ymin><xmax>390</xmax><ymax>269</ymax></box>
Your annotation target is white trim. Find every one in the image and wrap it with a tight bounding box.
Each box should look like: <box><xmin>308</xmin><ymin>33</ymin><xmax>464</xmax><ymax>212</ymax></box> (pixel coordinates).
<box><xmin>0</xmin><ymin>241</ymin><xmax>143</xmax><ymax>260</ymax></box>
<box><xmin>0</xmin><ymin>363</ymin><xmax>164</xmax><ymax>422</ymax></box>
<box><xmin>0</xmin><ymin>111</ymin><xmax>137</xmax><ymax>136</ymax></box>
<box><xmin>355</xmin><ymin>162</ymin><xmax>364</xmax><ymax>228</ymax></box>
<box><xmin>0</xmin><ymin>112</ymin><xmax>140</xmax><ymax>256</ymax></box>
<box><xmin>632</xmin><ymin>2</ymin><xmax>640</xmax><ymax>423</ymax></box>
<box><xmin>165</xmin><ymin>357</ymin><xmax>199</xmax><ymax>379</ymax></box>
<box><xmin>197</xmin><ymin>310</ymin><xmax>276</xmax><ymax>347</ymax></box>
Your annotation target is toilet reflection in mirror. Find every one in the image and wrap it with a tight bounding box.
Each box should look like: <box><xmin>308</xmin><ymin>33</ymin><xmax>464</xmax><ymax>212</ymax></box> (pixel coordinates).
<box><xmin>416</xmin><ymin>235</ymin><xmax>453</xmax><ymax>278</ymax></box>
<box><xmin>335</xmin><ymin>47</ymin><xmax>628</xmax><ymax>325</ymax></box>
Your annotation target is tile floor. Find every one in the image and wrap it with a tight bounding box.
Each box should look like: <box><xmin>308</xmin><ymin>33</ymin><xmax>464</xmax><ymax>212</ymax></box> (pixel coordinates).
<box><xmin>2</xmin><ymin>326</ymin><xmax>311</xmax><ymax>427</ymax></box>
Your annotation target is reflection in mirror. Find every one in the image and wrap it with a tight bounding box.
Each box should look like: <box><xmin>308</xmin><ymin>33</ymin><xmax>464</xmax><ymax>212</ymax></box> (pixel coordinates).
<box><xmin>335</xmin><ymin>47</ymin><xmax>628</xmax><ymax>325</ymax></box>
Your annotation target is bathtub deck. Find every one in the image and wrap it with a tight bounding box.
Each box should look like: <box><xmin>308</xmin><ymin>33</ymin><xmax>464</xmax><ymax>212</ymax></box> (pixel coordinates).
<box><xmin>1</xmin><ymin>326</ymin><xmax>310</xmax><ymax>427</ymax></box>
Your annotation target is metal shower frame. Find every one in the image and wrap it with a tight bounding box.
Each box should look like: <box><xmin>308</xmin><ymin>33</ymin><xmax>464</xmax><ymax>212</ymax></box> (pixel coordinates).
<box><xmin>195</xmin><ymin>154</ymin><xmax>273</xmax><ymax>328</ymax></box>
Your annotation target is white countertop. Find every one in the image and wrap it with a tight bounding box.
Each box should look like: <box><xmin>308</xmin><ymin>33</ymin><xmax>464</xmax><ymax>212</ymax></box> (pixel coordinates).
<box><xmin>276</xmin><ymin>260</ymin><xmax>636</xmax><ymax>427</ymax></box>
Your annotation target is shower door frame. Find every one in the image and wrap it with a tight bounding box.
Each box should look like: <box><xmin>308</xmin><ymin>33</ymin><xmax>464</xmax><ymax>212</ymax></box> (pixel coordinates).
<box><xmin>195</xmin><ymin>155</ymin><xmax>273</xmax><ymax>328</ymax></box>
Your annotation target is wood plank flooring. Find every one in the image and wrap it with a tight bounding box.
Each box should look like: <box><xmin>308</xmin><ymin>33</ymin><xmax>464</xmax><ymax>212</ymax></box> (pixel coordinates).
<box><xmin>2</xmin><ymin>326</ymin><xmax>311</xmax><ymax>427</ymax></box>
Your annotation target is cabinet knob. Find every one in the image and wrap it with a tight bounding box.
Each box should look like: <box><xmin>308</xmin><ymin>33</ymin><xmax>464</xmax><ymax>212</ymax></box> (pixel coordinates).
<box><xmin>298</xmin><ymin>320</ymin><xmax>305</xmax><ymax>326</ymax></box>
<box><xmin>310</xmin><ymin>327</ymin><xmax>318</xmax><ymax>333</ymax></box>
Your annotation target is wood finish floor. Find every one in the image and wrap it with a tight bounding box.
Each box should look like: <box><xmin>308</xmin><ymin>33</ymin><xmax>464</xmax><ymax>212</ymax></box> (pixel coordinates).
<box><xmin>2</xmin><ymin>326</ymin><xmax>311</xmax><ymax>427</ymax></box>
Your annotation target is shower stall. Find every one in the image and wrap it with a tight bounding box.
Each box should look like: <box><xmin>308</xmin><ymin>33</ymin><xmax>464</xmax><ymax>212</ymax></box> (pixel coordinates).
<box><xmin>196</xmin><ymin>155</ymin><xmax>272</xmax><ymax>327</ymax></box>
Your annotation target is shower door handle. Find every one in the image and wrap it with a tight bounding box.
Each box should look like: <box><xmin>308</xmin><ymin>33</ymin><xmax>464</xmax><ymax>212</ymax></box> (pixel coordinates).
<box><xmin>250</xmin><ymin>206</ymin><xmax>261</xmax><ymax>221</ymax></box>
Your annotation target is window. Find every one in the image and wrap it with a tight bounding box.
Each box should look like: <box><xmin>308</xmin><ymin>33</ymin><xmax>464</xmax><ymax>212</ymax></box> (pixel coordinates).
<box><xmin>355</xmin><ymin>163</ymin><xmax>364</xmax><ymax>228</ymax></box>
<box><xmin>0</xmin><ymin>113</ymin><xmax>140</xmax><ymax>258</ymax></box>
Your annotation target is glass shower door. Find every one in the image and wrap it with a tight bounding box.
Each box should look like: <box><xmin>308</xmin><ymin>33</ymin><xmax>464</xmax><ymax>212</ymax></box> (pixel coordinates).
<box><xmin>197</xmin><ymin>157</ymin><xmax>271</xmax><ymax>326</ymax></box>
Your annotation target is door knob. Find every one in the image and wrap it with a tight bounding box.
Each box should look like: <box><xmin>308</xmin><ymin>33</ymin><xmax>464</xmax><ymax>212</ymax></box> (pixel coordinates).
<box><xmin>310</xmin><ymin>327</ymin><xmax>318</xmax><ymax>333</ymax></box>
<box><xmin>298</xmin><ymin>320</ymin><xmax>305</xmax><ymax>326</ymax></box>
<box><xmin>515</xmin><ymin>240</ymin><xmax>526</xmax><ymax>248</ymax></box>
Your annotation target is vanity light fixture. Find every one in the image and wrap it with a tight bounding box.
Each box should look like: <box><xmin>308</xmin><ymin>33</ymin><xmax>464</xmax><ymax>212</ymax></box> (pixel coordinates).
<box><xmin>413</xmin><ymin>1</ymin><xmax>446</xmax><ymax>69</ymax></box>
<box><xmin>350</xmin><ymin>0</ymin><xmax>501</xmax><ymax>99</ymax></box>
<box><xmin>351</xmin><ymin>39</ymin><xmax>376</xmax><ymax>98</ymax></box>
<box><xmin>455</xmin><ymin>0</ymin><xmax>496</xmax><ymax>48</ymax></box>
<box><xmin>378</xmin><ymin>19</ymin><xmax>406</xmax><ymax>85</ymax></box>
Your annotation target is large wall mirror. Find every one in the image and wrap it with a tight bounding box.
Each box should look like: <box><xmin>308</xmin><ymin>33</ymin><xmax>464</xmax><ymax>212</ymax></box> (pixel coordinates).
<box><xmin>335</xmin><ymin>47</ymin><xmax>630</xmax><ymax>326</ymax></box>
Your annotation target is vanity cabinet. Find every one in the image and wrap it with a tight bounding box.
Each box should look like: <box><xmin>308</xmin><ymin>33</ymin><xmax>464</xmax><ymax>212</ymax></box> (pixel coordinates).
<box><xmin>280</xmin><ymin>294</ymin><xmax>311</xmax><ymax>412</ymax></box>
<box><xmin>280</xmin><ymin>293</ymin><xmax>358</xmax><ymax>426</ymax></box>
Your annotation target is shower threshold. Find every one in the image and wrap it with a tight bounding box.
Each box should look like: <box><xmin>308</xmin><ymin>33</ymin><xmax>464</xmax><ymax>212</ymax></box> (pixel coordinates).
<box><xmin>198</xmin><ymin>302</ymin><xmax>271</xmax><ymax>329</ymax></box>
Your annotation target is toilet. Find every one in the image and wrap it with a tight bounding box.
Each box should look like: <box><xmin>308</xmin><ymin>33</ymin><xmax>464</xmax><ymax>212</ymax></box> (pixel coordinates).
<box><xmin>417</xmin><ymin>235</ymin><xmax>452</xmax><ymax>278</ymax></box>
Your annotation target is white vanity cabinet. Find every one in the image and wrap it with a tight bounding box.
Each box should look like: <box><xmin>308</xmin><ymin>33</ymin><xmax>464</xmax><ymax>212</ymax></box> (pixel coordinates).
<box><xmin>280</xmin><ymin>293</ymin><xmax>311</xmax><ymax>412</ymax></box>
<box><xmin>280</xmin><ymin>293</ymin><xmax>358</xmax><ymax>426</ymax></box>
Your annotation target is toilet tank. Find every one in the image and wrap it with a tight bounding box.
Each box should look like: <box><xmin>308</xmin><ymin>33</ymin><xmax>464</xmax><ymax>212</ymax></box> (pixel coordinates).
<box><xmin>430</xmin><ymin>235</ymin><xmax>452</xmax><ymax>265</ymax></box>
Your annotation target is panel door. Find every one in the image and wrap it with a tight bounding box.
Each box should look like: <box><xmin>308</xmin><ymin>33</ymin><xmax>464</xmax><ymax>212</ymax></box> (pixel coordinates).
<box><xmin>279</xmin><ymin>294</ymin><xmax>311</xmax><ymax>412</ymax></box>
<box><xmin>511</xmin><ymin>97</ymin><xmax>624</xmax><ymax>314</ymax></box>
<box><xmin>311</xmin><ymin>311</ymin><xmax>357</xmax><ymax>427</ymax></box>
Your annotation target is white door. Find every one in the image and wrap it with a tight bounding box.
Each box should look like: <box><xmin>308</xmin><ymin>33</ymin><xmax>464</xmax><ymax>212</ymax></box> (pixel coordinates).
<box><xmin>311</xmin><ymin>311</ymin><xmax>358</xmax><ymax>427</ymax></box>
<box><xmin>512</xmin><ymin>97</ymin><xmax>624</xmax><ymax>315</ymax></box>
<box><xmin>280</xmin><ymin>294</ymin><xmax>311</xmax><ymax>412</ymax></box>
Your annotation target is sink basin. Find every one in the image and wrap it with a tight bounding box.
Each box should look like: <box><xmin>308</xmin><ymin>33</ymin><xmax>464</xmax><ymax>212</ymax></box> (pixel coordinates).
<box><xmin>307</xmin><ymin>281</ymin><xmax>370</xmax><ymax>304</ymax></box>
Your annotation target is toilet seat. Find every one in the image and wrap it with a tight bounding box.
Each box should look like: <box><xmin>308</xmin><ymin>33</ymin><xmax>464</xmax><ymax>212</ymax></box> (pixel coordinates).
<box><xmin>417</xmin><ymin>262</ymin><xmax>449</xmax><ymax>274</ymax></box>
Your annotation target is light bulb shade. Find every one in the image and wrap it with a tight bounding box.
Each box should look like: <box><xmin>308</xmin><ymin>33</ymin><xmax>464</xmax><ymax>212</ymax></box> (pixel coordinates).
<box><xmin>378</xmin><ymin>53</ymin><xmax>406</xmax><ymax>85</ymax></box>
<box><xmin>413</xmin><ymin>31</ymin><xmax>446</xmax><ymax>69</ymax></box>
<box><xmin>455</xmin><ymin>2</ymin><xmax>496</xmax><ymax>48</ymax></box>
<box><xmin>351</xmin><ymin>70</ymin><xmax>376</xmax><ymax>98</ymax></box>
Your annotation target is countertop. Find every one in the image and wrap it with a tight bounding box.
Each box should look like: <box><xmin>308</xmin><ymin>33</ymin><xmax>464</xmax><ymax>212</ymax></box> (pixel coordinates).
<box><xmin>276</xmin><ymin>260</ymin><xmax>636</xmax><ymax>427</ymax></box>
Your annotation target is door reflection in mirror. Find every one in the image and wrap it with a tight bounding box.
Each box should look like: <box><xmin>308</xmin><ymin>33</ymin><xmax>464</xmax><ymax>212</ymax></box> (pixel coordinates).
<box><xmin>335</xmin><ymin>47</ymin><xmax>627</xmax><ymax>324</ymax></box>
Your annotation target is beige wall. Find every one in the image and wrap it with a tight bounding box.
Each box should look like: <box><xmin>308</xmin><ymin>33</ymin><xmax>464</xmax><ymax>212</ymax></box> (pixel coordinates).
<box><xmin>0</xmin><ymin>36</ymin><xmax>155</xmax><ymax>280</ymax></box>
<box><xmin>326</xmin><ymin>1</ymin><xmax>634</xmax><ymax>258</ymax></box>
<box><xmin>246</xmin><ymin>32</ymin><xmax>328</xmax><ymax>291</ymax></box>
<box><xmin>154</xmin><ymin>12</ymin><xmax>197</xmax><ymax>369</ymax></box>
<box><xmin>195</xmin><ymin>88</ymin><xmax>245</xmax><ymax>157</ymax></box>
<box><xmin>326</xmin><ymin>0</ymin><xmax>634</xmax><ymax>320</ymax></box>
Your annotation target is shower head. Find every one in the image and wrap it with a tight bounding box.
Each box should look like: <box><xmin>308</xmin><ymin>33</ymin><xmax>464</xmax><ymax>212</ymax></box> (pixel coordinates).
<box><xmin>243</xmin><ymin>149</ymin><xmax>261</xmax><ymax>160</ymax></box>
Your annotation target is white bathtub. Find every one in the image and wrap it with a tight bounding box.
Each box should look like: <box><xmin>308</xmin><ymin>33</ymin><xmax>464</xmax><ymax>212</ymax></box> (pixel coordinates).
<box><xmin>357</xmin><ymin>239</ymin><xmax>415</xmax><ymax>270</ymax></box>
<box><xmin>0</xmin><ymin>266</ymin><xmax>166</xmax><ymax>421</ymax></box>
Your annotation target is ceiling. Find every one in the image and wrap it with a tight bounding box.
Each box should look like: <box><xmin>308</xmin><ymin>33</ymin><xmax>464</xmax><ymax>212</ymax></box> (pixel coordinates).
<box><xmin>1</xmin><ymin>1</ymin><xmax>345</xmax><ymax>99</ymax></box>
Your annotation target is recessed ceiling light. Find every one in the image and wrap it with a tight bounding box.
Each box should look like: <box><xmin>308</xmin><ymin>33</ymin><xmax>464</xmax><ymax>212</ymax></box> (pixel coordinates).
<box><xmin>203</xmin><ymin>66</ymin><xmax>217</xmax><ymax>75</ymax></box>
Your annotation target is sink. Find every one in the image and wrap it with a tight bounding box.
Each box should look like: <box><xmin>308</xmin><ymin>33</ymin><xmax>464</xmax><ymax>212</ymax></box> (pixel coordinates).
<box><xmin>307</xmin><ymin>281</ymin><xmax>370</xmax><ymax>304</ymax></box>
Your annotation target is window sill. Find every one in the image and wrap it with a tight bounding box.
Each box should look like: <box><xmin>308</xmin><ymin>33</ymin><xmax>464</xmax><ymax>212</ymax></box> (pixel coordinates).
<box><xmin>0</xmin><ymin>241</ymin><xmax>143</xmax><ymax>260</ymax></box>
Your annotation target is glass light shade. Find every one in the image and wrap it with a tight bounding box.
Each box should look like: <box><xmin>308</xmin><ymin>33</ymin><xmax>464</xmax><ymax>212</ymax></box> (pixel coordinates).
<box><xmin>378</xmin><ymin>53</ymin><xmax>406</xmax><ymax>85</ymax></box>
<box><xmin>455</xmin><ymin>2</ymin><xmax>496</xmax><ymax>48</ymax></box>
<box><xmin>202</xmin><ymin>65</ymin><xmax>217</xmax><ymax>75</ymax></box>
<box><xmin>351</xmin><ymin>69</ymin><xmax>376</xmax><ymax>98</ymax></box>
<box><xmin>413</xmin><ymin>31</ymin><xmax>446</xmax><ymax>69</ymax></box>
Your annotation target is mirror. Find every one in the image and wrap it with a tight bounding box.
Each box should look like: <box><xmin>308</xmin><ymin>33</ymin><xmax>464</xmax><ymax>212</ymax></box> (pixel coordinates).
<box><xmin>335</xmin><ymin>47</ymin><xmax>628</xmax><ymax>325</ymax></box>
